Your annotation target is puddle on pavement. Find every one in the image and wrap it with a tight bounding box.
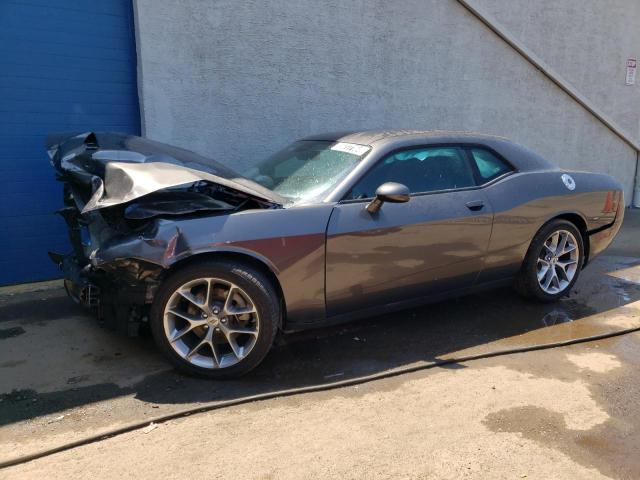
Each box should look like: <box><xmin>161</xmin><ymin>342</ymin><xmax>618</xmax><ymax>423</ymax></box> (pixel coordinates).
<box><xmin>483</xmin><ymin>362</ymin><xmax>640</xmax><ymax>480</ymax></box>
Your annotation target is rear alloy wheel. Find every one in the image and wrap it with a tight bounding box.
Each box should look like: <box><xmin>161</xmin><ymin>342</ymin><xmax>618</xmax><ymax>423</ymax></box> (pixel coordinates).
<box><xmin>150</xmin><ymin>261</ymin><xmax>280</xmax><ymax>378</ymax></box>
<box><xmin>536</xmin><ymin>230</ymin><xmax>580</xmax><ymax>295</ymax></box>
<box><xmin>515</xmin><ymin>219</ymin><xmax>585</xmax><ymax>302</ymax></box>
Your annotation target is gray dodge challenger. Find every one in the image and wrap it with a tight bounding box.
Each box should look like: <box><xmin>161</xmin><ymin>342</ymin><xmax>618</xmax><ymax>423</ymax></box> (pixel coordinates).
<box><xmin>47</xmin><ymin>130</ymin><xmax>624</xmax><ymax>377</ymax></box>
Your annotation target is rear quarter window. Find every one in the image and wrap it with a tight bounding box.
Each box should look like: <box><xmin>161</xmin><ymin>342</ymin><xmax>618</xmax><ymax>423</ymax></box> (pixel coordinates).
<box><xmin>471</xmin><ymin>149</ymin><xmax>512</xmax><ymax>183</ymax></box>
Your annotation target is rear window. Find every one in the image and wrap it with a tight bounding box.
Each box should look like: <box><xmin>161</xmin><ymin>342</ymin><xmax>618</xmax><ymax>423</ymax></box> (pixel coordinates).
<box><xmin>471</xmin><ymin>149</ymin><xmax>512</xmax><ymax>182</ymax></box>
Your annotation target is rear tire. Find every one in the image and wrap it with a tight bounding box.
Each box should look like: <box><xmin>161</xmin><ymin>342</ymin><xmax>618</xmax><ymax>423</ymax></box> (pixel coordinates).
<box><xmin>150</xmin><ymin>260</ymin><xmax>280</xmax><ymax>379</ymax></box>
<box><xmin>514</xmin><ymin>219</ymin><xmax>584</xmax><ymax>303</ymax></box>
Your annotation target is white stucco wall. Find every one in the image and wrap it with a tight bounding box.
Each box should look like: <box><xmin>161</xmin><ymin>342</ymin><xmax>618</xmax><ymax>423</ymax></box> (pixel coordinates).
<box><xmin>134</xmin><ymin>0</ymin><xmax>639</xmax><ymax>203</ymax></box>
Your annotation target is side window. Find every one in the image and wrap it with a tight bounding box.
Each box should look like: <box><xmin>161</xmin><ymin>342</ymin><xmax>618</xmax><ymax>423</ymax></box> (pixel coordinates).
<box><xmin>349</xmin><ymin>147</ymin><xmax>476</xmax><ymax>199</ymax></box>
<box><xmin>471</xmin><ymin>148</ymin><xmax>512</xmax><ymax>183</ymax></box>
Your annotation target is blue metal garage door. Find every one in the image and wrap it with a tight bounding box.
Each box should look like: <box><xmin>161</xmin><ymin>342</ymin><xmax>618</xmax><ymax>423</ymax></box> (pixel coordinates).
<box><xmin>0</xmin><ymin>0</ymin><xmax>140</xmax><ymax>285</ymax></box>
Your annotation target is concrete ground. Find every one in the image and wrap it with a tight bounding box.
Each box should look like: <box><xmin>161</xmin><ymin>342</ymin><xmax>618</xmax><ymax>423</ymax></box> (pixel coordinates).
<box><xmin>1</xmin><ymin>210</ymin><xmax>639</xmax><ymax>479</ymax></box>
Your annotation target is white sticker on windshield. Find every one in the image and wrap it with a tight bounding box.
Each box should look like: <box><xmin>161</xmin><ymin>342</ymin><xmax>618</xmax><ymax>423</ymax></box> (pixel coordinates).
<box><xmin>330</xmin><ymin>142</ymin><xmax>370</xmax><ymax>156</ymax></box>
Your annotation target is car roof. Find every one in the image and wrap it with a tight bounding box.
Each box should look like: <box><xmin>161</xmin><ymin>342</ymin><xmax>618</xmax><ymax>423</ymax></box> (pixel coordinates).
<box><xmin>301</xmin><ymin>129</ymin><xmax>506</xmax><ymax>146</ymax></box>
<box><xmin>300</xmin><ymin>130</ymin><xmax>556</xmax><ymax>172</ymax></box>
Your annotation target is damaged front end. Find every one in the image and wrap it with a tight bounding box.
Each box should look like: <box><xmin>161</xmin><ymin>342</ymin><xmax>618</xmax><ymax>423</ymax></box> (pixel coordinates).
<box><xmin>47</xmin><ymin>132</ymin><xmax>283</xmax><ymax>336</ymax></box>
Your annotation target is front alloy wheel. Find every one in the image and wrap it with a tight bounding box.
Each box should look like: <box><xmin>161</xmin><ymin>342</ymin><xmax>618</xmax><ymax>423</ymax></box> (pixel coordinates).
<box><xmin>150</xmin><ymin>260</ymin><xmax>280</xmax><ymax>378</ymax></box>
<box><xmin>164</xmin><ymin>278</ymin><xmax>260</xmax><ymax>369</ymax></box>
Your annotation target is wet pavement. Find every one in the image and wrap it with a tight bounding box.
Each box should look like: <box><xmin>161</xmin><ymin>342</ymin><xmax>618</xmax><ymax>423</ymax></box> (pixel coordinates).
<box><xmin>1</xmin><ymin>210</ymin><xmax>639</xmax><ymax>477</ymax></box>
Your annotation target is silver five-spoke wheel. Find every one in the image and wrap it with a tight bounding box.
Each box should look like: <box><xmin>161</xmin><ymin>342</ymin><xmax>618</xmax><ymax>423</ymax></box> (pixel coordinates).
<box><xmin>536</xmin><ymin>229</ymin><xmax>579</xmax><ymax>295</ymax></box>
<box><xmin>163</xmin><ymin>277</ymin><xmax>260</xmax><ymax>369</ymax></box>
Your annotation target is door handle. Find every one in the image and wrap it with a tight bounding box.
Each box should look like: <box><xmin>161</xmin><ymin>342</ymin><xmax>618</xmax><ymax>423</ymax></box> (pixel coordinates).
<box><xmin>465</xmin><ymin>200</ymin><xmax>484</xmax><ymax>211</ymax></box>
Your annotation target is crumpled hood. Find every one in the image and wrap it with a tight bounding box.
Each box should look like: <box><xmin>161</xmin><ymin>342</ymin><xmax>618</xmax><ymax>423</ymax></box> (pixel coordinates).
<box><xmin>46</xmin><ymin>132</ymin><xmax>286</xmax><ymax>212</ymax></box>
<box><xmin>81</xmin><ymin>160</ymin><xmax>283</xmax><ymax>212</ymax></box>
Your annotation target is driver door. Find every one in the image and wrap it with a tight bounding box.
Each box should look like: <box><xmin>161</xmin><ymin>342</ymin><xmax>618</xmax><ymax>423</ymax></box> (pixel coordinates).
<box><xmin>325</xmin><ymin>146</ymin><xmax>493</xmax><ymax>317</ymax></box>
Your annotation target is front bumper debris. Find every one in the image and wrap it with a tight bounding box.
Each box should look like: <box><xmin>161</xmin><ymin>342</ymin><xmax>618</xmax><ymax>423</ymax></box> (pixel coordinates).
<box><xmin>49</xmin><ymin>250</ymin><xmax>153</xmax><ymax>337</ymax></box>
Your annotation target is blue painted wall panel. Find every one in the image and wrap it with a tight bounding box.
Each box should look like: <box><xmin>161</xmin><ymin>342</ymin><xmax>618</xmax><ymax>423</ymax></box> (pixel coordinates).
<box><xmin>0</xmin><ymin>0</ymin><xmax>140</xmax><ymax>285</ymax></box>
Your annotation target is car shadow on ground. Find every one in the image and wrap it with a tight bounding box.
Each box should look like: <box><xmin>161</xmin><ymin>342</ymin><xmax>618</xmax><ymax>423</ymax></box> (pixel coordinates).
<box><xmin>1</xmin><ymin>253</ymin><xmax>639</xmax><ymax>427</ymax></box>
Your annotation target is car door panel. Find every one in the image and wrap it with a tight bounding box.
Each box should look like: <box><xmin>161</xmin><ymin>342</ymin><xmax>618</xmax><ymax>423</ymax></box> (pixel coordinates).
<box><xmin>325</xmin><ymin>190</ymin><xmax>493</xmax><ymax>317</ymax></box>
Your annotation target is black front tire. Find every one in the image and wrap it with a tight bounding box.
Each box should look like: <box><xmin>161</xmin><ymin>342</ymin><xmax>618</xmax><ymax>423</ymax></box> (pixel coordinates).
<box><xmin>514</xmin><ymin>219</ymin><xmax>585</xmax><ymax>303</ymax></box>
<box><xmin>149</xmin><ymin>260</ymin><xmax>280</xmax><ymax>379</ymax></box>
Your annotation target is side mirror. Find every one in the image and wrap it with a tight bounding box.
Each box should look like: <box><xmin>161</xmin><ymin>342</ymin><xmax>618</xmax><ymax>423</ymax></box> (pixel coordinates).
<box><xmin>366</xmin><ymin>182</ymin><xmax>410</xmax><ymax>213</ymax></box>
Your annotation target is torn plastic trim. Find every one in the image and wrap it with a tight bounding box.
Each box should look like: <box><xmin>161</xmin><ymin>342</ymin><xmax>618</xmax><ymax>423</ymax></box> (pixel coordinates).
<box><xmin>87</xmin><ymin>220</ymin><xmax>180</xmax><ymax>269</ymax></box>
